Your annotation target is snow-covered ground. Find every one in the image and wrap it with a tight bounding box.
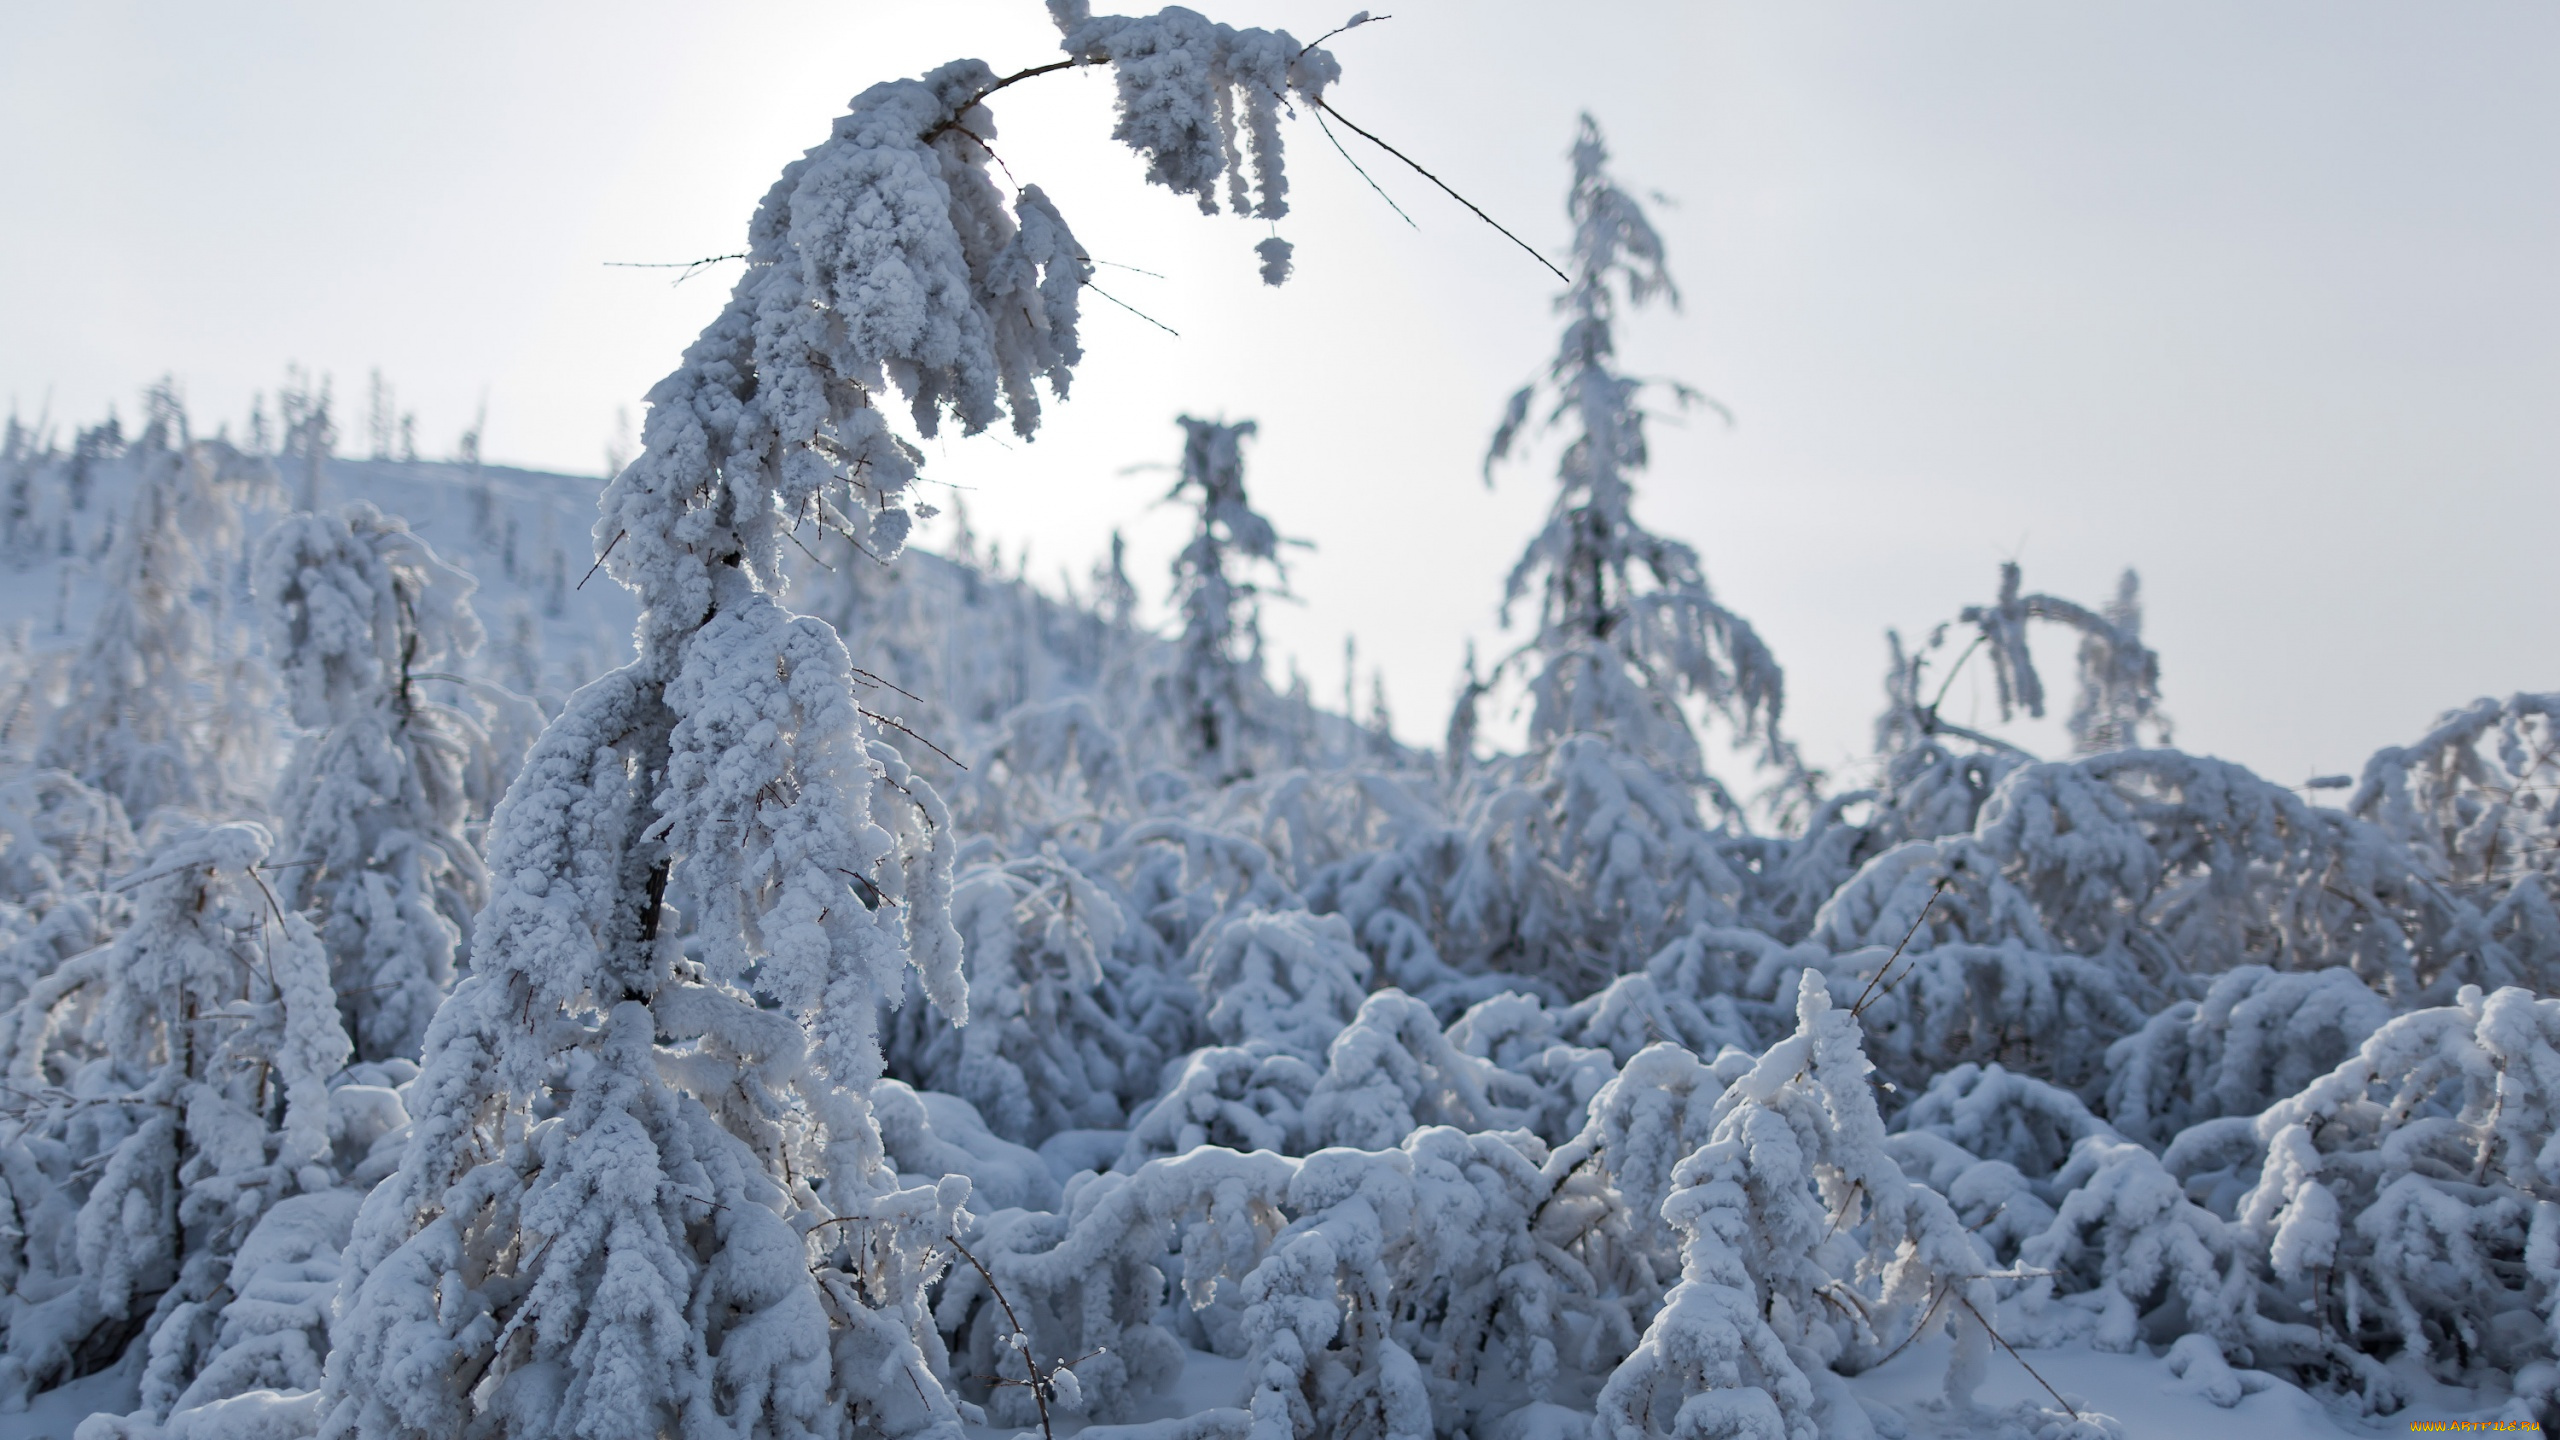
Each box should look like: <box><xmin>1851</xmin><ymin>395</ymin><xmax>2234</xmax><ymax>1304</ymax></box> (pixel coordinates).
<box><xmin>0</xmin><ymin>1339</ymin><xmax>2518</xmax><ymax>1440</ymax></box>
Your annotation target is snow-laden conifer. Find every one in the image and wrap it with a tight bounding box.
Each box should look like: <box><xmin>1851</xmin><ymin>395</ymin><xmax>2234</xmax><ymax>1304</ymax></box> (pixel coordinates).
<box><xmin>36</xmin><ymin>399</ymin><xmax>269</xmax><ymax>826</ymax></box>
<box><xmin>320</xmin><ymin>12</ymin><xmax>1347</xmax><ymax>1437</ymax></box>
<box><xmin>1299</xmin><ymin>989</ymin><xmax>1542</xmax><ymax>1150</ymax></box>
<box><xmin>1446</xmin><ymin>735</ymin><xmax>1748</xmax><ymax>999</ymax></box>
<box><xmin>935</xmin><ymin>1146</ymin><xmax>1298</xmax><ymax>1425</ymax></box>
<box><xmin>1119</xmin><ymin>1044</ymin><xmax>1317</xmax><ymax>1169</ymax></box>
<box><xmin>2101</xmin><ymin>965</ymin><xmax>2389</xmax><ymax>1147</ymax></box>
<box><xmin>1596</xmin><ymin>975</ymin><xmax>2021</xmax><ymax>1440</ymax></box>
<box><xmin>895</xmin><ymin>853</ymin><xmax>1163</xmax><ymax>1145</ymax></box>
<box><xmin>1444</xmin><ymin>117</ymin><xmax>1801</xmax><ymax>997</ymax></box>
<box><xmin>0</xmin><ymin>771</ymin><xmax>133</xmax><ymax>1011</ymax></box>
<box><xmin>2235</xmin><ymin>984</ymin><xmax>2560</xmax><ymax>1412</ymax></box>
<box><xmin>1475</xmin><ymin>116</ymin><xmax>1795</xmax><ymax>804</ymax></box>
<box><xmin>2349</xmin><ymin>692</ymin><xmax>2560</xmax><ymax>992</ymax></box>
<box><xmin>0</xmin><ymin>824</ymin><xmax>346</xmax><ymax>1417</ymax></box>
<box><xmin>1795</xmin><ymin>744</ymin><xmax>2492</xmax><ymax>1096</ymax></box>
<box><xmin>257</xmin><ymin>503</ymin><xmax>496</xmax><ymax>1063</ymax></box>
<box><xmin>2006</xmin><ymin>1134</ymin><xmax>2267</xmax><ymax>1364</ymax></box>
<box><xmin>1147</xmin><ymin>418</ymin><xmax>1290</xmax><ymax>783</ymax></box>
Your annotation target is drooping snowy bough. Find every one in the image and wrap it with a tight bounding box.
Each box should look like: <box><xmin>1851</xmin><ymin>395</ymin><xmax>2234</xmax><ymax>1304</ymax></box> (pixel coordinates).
<box><xmin>318</xmin><ymin>11</ymin><xmax>1345</xmax><ymax>1440</ymax></box>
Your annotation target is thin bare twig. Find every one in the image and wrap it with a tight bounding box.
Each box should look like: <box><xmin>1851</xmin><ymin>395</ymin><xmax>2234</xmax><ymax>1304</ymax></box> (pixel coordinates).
<box><xmin>1822</xmin><ymin>1178</ymin><xmax>1866</xmax><ymax>1239</ymax></box>
<box><xmin>946</xmin><ymin>1234</ymin><xmax>1064</xmax><ymax>1440</ymax></box>
<box><xmin>1957</xmin><ymin>1293</ymin><xmax>2080</xmax><ymax>1422</ymax></box>
<box><xmin>1076</xmin><ymin>256</ymin><xmax>1168</xmax><ymax>280</ymax></box>
<box><xmin>242</xmin><ymin>864</ymin><xmax>290</xmax><ymax>930</ymax></box>
<box><xmin>1087</xmin><ymin>285</ymin><xmax>1180</xmax><ymax>337</ymax></box>
<box><xmin>1296</xmin><ymin>11</ymin><xmax>1389</xmax><ymax>60</ymax></box>
<box><xmin>857</xmin><ymin>705</ymin><xmax>969</xmax><ymax>771</ymax></box>
<box><xmin>783</xmin><ymin>526</ymin><xmax>836</xmax><ymax>573</ymax></box>
<box><xmin>604</xmin><ymin>252</ymin><xmax>747</xmax><ymax>269</ymax></box>
<box><xmin>1310</xmin><ymin>98</ymin><xmax>1569</xmax><ymax>284</ymax></box>
<box><xmin>835</xmin><ymin>868</ymin><xmax>898</xmax><ymax>910</ymax></box>
<box><xmin>603</xmin><ymin>252</ymin><xmax>749</xmax><ymax>286</ymax></box>
<box><xmin>1872</xmin><ymin>1280</ymin><xmax>1951</xmax><ymax>1369</ymax></box>
<box><xmin>578</xmin><ymin>531</ymin><xmax>625</xmax><ymax>591</ymax></box>
<box><xmin>921</xmin><ymin>59</ymin><xmax>1083</xmax><ymax>144</ymax></box>
<box><xmin>1314</xmin><ymin>105</ymin><xmax>1414</xmax><ymax>227</ymax></box>
<box><xmin>1849</xmin><ymin>876</ymin><xmax>1950</xmax><ymax>1020</ymax></box>
<box><xmin>943</xmin><ymin>123</ymin><xmax>1022</xmax><ymax>192</ymax></box>
<box><xmin>850</xmin><ymin>666</ymin><xmax>923</xmax><ymax>704</ymax></box>
<box><xmin>1925</xmin><ymin>633</ymin><xmax>1989</xmax><ymax>718</ymax></box>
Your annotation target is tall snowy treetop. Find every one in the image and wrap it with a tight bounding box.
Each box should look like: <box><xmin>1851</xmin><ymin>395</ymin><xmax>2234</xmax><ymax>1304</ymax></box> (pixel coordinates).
<box><xmin>1475</xmin><ymin>113</ymin><xmax>1792</xmax><ymax>790</ymax></box>
<box><xmin>1562</xmin><ymin>113</ymin><xmax>1674</xmax><ymax>323</ymax></box>
<box><xmin>599</xmin><ymin>11</ymin><xmax>1341</xmax><ymax>646</ymax></box>
<box><xmin>258</xmin><ymin>502</ymin><xmax>483</xmax><ymax>730</ymax></box>
<box><xmin>1173</xmin><ymin>415</ymin><xmax>1279</xmax><ymax>567</ymax></box>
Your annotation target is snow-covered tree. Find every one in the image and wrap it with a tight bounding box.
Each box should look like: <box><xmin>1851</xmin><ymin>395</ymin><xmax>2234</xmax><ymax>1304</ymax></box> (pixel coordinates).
<box><xmin>1946</xmin><ymin>563</ymin><xmax>2169</xmax><ymax>759</ymax></box>
<box><xmin>1476</xmin><ymin>115</ymin><xmax>1795</xmax><ymax>808</ymax></box>
<box><xmin>1438</xmin><ymin>116</ymin><xmax>1804</xmax><ymax>998</ymax></box>
<box><xmin>892</xmin><ymin>852</ymin><xmax>1165</xmax><ymax>1145</ymax></box>
<box><xmin>2236</xmin><ymin>984</ymin><xmax>2560</xmax><ymax>1412</ymax></box>
<box><xmin>1596</xmin><ymin>974</ymin><xmax>2025</xmax><ymax>1440</ymax></box>
<box><xmin>258</xmin><ymin>503</ymin><xmax>497</xmax><ymax>1063</ymax></box>
<box><xmin>936</xmin><ymin>1145</ymin><xmax>1297</xmax><ymax>1426</ymax></box>
<box><xmin>1</xmin><ymin>411</ymin><xmax>54</xmax><ymax>559</ymax></box>
<box><xmin>35</xmin><ymin>395</ymin><xmax>268</xmax><ymax>826</ymax></box>
<box><xmin>0</xmin><ymin>770</ymin><xmax>133</xmax><ymax>1011</ymax></box>
<box><xmin>2352</xmin><ymin>693</ymin><xmax>2560</xmax><ymax>889</ymax></box>
<box><xmin>2102</xmin><ymin>964</ymin><xmax>2389</xmax><ymax>1147</ymax></box>
<box><xmin>1299</xmin><ymin>989</ymin><xmax>1542</xmax><ymax>1150</ymax></box>
<box><xmin>8</xmin><ymin>19</ymin><xmax>2560</xmax><ymax>1434</ymax></box>
<box><xmin>319</xmin><ymin>11</ymin><xmax>1350</xmax><ymax>1438</ymax></box>
<box><xmin>0</xmin><ymin>824</ymin><xmax>346</xmax><ymax>1416</ymax></box>
<box><xmin>1149</xmin><ymin>416</ymin><xmax>1290</xmax><ymax>784</ymax></box>
<box><xmin>2347</xmin><ymin>693</ymin><xmax>2560</xmax><ymax>994</ymax></box>
<box><xmin>1444</xmin><ymin>733</ymin><xmax>1749</xmax><ymax>998</ymax></box>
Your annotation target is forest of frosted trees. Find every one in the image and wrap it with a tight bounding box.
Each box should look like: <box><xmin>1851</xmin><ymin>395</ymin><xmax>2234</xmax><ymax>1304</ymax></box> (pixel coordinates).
<box><xmin>0</xmin><ymin>6</ymin><xmax>2553</xmax><ymax>1438</ymax></box>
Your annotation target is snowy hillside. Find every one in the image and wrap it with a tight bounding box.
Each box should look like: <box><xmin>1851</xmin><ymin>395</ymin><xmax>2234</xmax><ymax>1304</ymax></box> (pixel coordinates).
<box><xmin>0</xmin><ymin>8</ymin><xmax>2553</xmax><ymax>1440</ymax></box>
<box><xmin>0</xmin><ymin>435</ymin><xmax>632</xmax><ymax>715</ymax></box>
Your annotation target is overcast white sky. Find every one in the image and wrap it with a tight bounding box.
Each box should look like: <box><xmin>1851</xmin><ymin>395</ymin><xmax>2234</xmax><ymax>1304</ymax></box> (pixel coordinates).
<box><xmin>5</xmin><ymin>2</ymin><xmax>2555</xmax><ymax>788</ymax></box>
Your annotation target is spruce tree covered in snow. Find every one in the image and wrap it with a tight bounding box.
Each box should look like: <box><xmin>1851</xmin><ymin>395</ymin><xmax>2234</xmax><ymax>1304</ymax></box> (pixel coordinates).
<box><xmin>1477</xmin><ymin>116</ymin><xmax>1795</xmax><ymax>805</ymax></box>
<box><xmin>1150</xmin><ymin>417</ymin><xmax>1290</xmax><ymax>784</ymax></box>
<box><xmin>893</xmin><ymin>853</ymin><xmax>1166</xmax><ymax>1145</ymax></box>
<box><xmin>318</xmin><ymin>11</ymin><xmax>1350</xmax><ymax>1439</ymax></box>
<box><xmin>1437</xmin><ymin>117</ymin><xmax>1801</xmax><ymax>998</ymax></box>
<box><xmin>0</xmin><ymin>824</ymin><xmax>346</xmax><ymax>1417</ymax></box>
<box><xmin>36</xmin><ymin>396</ymin><xmax>269</xmax><ymax>826</ymax></box>
<box><xmin>257</xmin><ymin>503</ymin><xmax>497</xmax><ymax>1064</ymax></box>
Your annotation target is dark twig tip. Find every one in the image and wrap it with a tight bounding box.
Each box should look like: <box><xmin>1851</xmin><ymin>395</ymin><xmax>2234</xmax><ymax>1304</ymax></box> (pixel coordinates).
<box><xmin>1312</xmin><ymin>98</ymin><xmax>1569</xmax><ymax>284</ymax></box>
